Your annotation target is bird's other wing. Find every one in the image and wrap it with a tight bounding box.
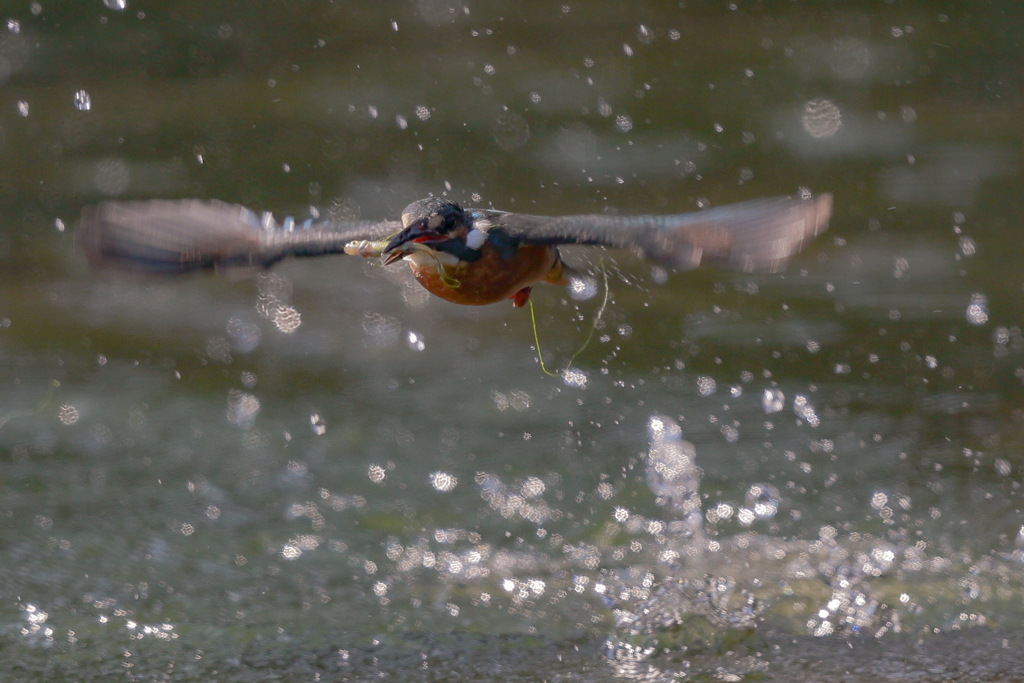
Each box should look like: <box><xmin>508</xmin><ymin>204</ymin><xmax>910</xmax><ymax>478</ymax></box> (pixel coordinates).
<box><xmin>78</xmin><ymin>199</ymin><xmax>402</xmax><ymax>273</ymax></box>
<box><xmin>490</xmin><ymin>193</ymin><xmax>832</xmax><ymax>273</ymax></box>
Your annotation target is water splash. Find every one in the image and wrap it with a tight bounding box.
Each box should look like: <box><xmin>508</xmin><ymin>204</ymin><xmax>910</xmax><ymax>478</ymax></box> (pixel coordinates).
<box><xmin>20</xmin><ymin>603</ymin><xmax>53</xmax><ymax>646</ymax></box>
<box><xmin>645</xmin><ymin>415</ymin><xmax>703</xmax><ymax>543</ymax></box>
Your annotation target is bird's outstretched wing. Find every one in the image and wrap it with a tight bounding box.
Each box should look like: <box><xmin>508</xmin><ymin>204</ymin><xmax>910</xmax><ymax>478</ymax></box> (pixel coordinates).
<box><xmin>487</xmin><ymin>194</ymin><xmax>832</xmax><ymax>273</ymax></box>
<box><xmin>78</xmin><ymin>199</ymin><xmax>402</xmax><ymax>272</ymax></box>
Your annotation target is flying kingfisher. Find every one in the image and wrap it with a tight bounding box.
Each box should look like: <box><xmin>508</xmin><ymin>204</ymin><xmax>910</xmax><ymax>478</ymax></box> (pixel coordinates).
<box><xmin>78</xmin><ymin>193</ymin><xmax>832</xmax><ymax>307</ymax></box>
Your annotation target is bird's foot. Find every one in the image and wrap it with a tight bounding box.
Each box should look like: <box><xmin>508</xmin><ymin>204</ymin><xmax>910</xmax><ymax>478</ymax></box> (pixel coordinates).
<box><xmin>511</xmin><ymin>287</ymin><xmax>532</xmax><ymax>308</ymax></box>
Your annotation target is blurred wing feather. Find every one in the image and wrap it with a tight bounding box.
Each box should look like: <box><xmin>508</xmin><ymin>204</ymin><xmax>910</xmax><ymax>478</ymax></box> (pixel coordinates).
<box><xmin>78</xmin><ymin>199</ymin><xmax>401</xmax><ymax>273</ymax></box>
<box><xmin>493</xmin><ymin>194</ymin><xmax>832</xmax><ymax>273</ymax></box>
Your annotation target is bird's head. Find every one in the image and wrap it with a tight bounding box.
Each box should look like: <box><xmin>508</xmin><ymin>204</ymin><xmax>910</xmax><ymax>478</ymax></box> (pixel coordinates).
<box><xmin>381</xmin><ymin>198</ymin><xmax>484</xmax><ymax>265</ymax></box>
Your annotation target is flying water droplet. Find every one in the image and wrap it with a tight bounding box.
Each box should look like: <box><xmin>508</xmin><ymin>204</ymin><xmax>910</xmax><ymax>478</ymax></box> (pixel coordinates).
<box><xmin>406</xmin><ymin>331</ymin><xmax>425</xmax><ymax>351</ymax></box>
<box><xmin>493</xmin><ymin>112</ymin><xmax>530</xmax><ymax>150</ymax></box>
<box><xmin>746</xmin><ymin>483</ymin><xmax>780</xmax><ymax>520</ymax></box>
<box><xmin>58</xmin><ymin>405</ymin><xmax>80</xmax><ymax>425</ymax></box>
<box><xmin>226</xmin><ymin>317</ymin><xmax>261</xmax><ymax>353</ymax></box>
<box><xmin>966</xmin><ymin>293</ymin><xmax>988</xmax><ymax>326</ymax></box>
<box><xmin>273</xmin><ymin>306</ymin><xmax>301</xmax><ymax>334</ymax></box>
<box><xmin>430</xmin><ymin>471</ymin><xmax>457</xmax><ymax>492</ymax></box>
<box><xmin>521</xmin><ymin>477</ymin><xmax>545</xmax><ymax>498</ymax></box>
<box><xmin>792</xmin><ymin>394</ymin><xmax>820</xmax><ymax>426</ymax></box>
<box><xmin>73</xmin><ymin>90</ymin><xmax>91</xmax><ymax>111</ymax></box>
<box><xmin>226</xmin><ymin>390</ymin><xmax>260</xmax><ymax>429</ymax></box>
<box><xmin>562</xmin><ymin>368</ymin><xmax>588</xmax><ymax>389</ymax></box>
<box><xmin>310</xmin><ymin>413</ymin><xmax>326</xmax><ymax>435</ymax></box>
<box><xmin>802</xmin><ymin>98</ymin><xmax>842</xmax><ymax>138</ymax></box>
<box><xmin>762</xmin><ymin>388</ymin><xmax>785</xmax><ymax>413</ymax></box>
<box><xmin>568</xmin><ymin>275</ymin><xmax>597</xmax><ymax>301</ymax></box>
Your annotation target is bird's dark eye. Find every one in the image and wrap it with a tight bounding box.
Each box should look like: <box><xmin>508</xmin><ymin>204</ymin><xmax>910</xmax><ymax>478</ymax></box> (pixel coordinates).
<box><xmin>428</xmin><ymin>204</ymin><xmax>463</xmax><ymax>233</ymax></box>
<box><xmin>414</xmin><ymin>200</ymin><xmax>464</xmax><ymax>234</ymax></box>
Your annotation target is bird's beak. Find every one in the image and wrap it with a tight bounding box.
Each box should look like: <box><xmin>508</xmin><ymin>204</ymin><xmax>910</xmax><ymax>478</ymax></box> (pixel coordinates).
<box><xmin>381</xmin><ymin>220</ymin><xmax>445</xmax><ymax>265</ymax></box>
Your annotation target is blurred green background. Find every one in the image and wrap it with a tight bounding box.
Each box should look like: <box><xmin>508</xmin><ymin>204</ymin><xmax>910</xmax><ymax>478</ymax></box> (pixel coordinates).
<box><xmin>1</xmin><ymin>1</ymin><xmax>1023</xmax><ymax>680</ymax></box>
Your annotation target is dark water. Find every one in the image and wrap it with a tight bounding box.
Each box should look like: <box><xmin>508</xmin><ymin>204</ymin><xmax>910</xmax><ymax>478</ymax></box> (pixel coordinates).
<box><xmin>2</xmin><ymin>2</ymin><xmax>1023</xmax><ymax>680</ymax></box>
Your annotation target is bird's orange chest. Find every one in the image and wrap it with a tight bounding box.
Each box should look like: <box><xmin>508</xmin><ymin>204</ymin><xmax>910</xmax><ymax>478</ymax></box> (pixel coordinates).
<box><xmin>406</xmin><ymin>240</ymin><xmax>559</xmax><ymax>306</ymax></box>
